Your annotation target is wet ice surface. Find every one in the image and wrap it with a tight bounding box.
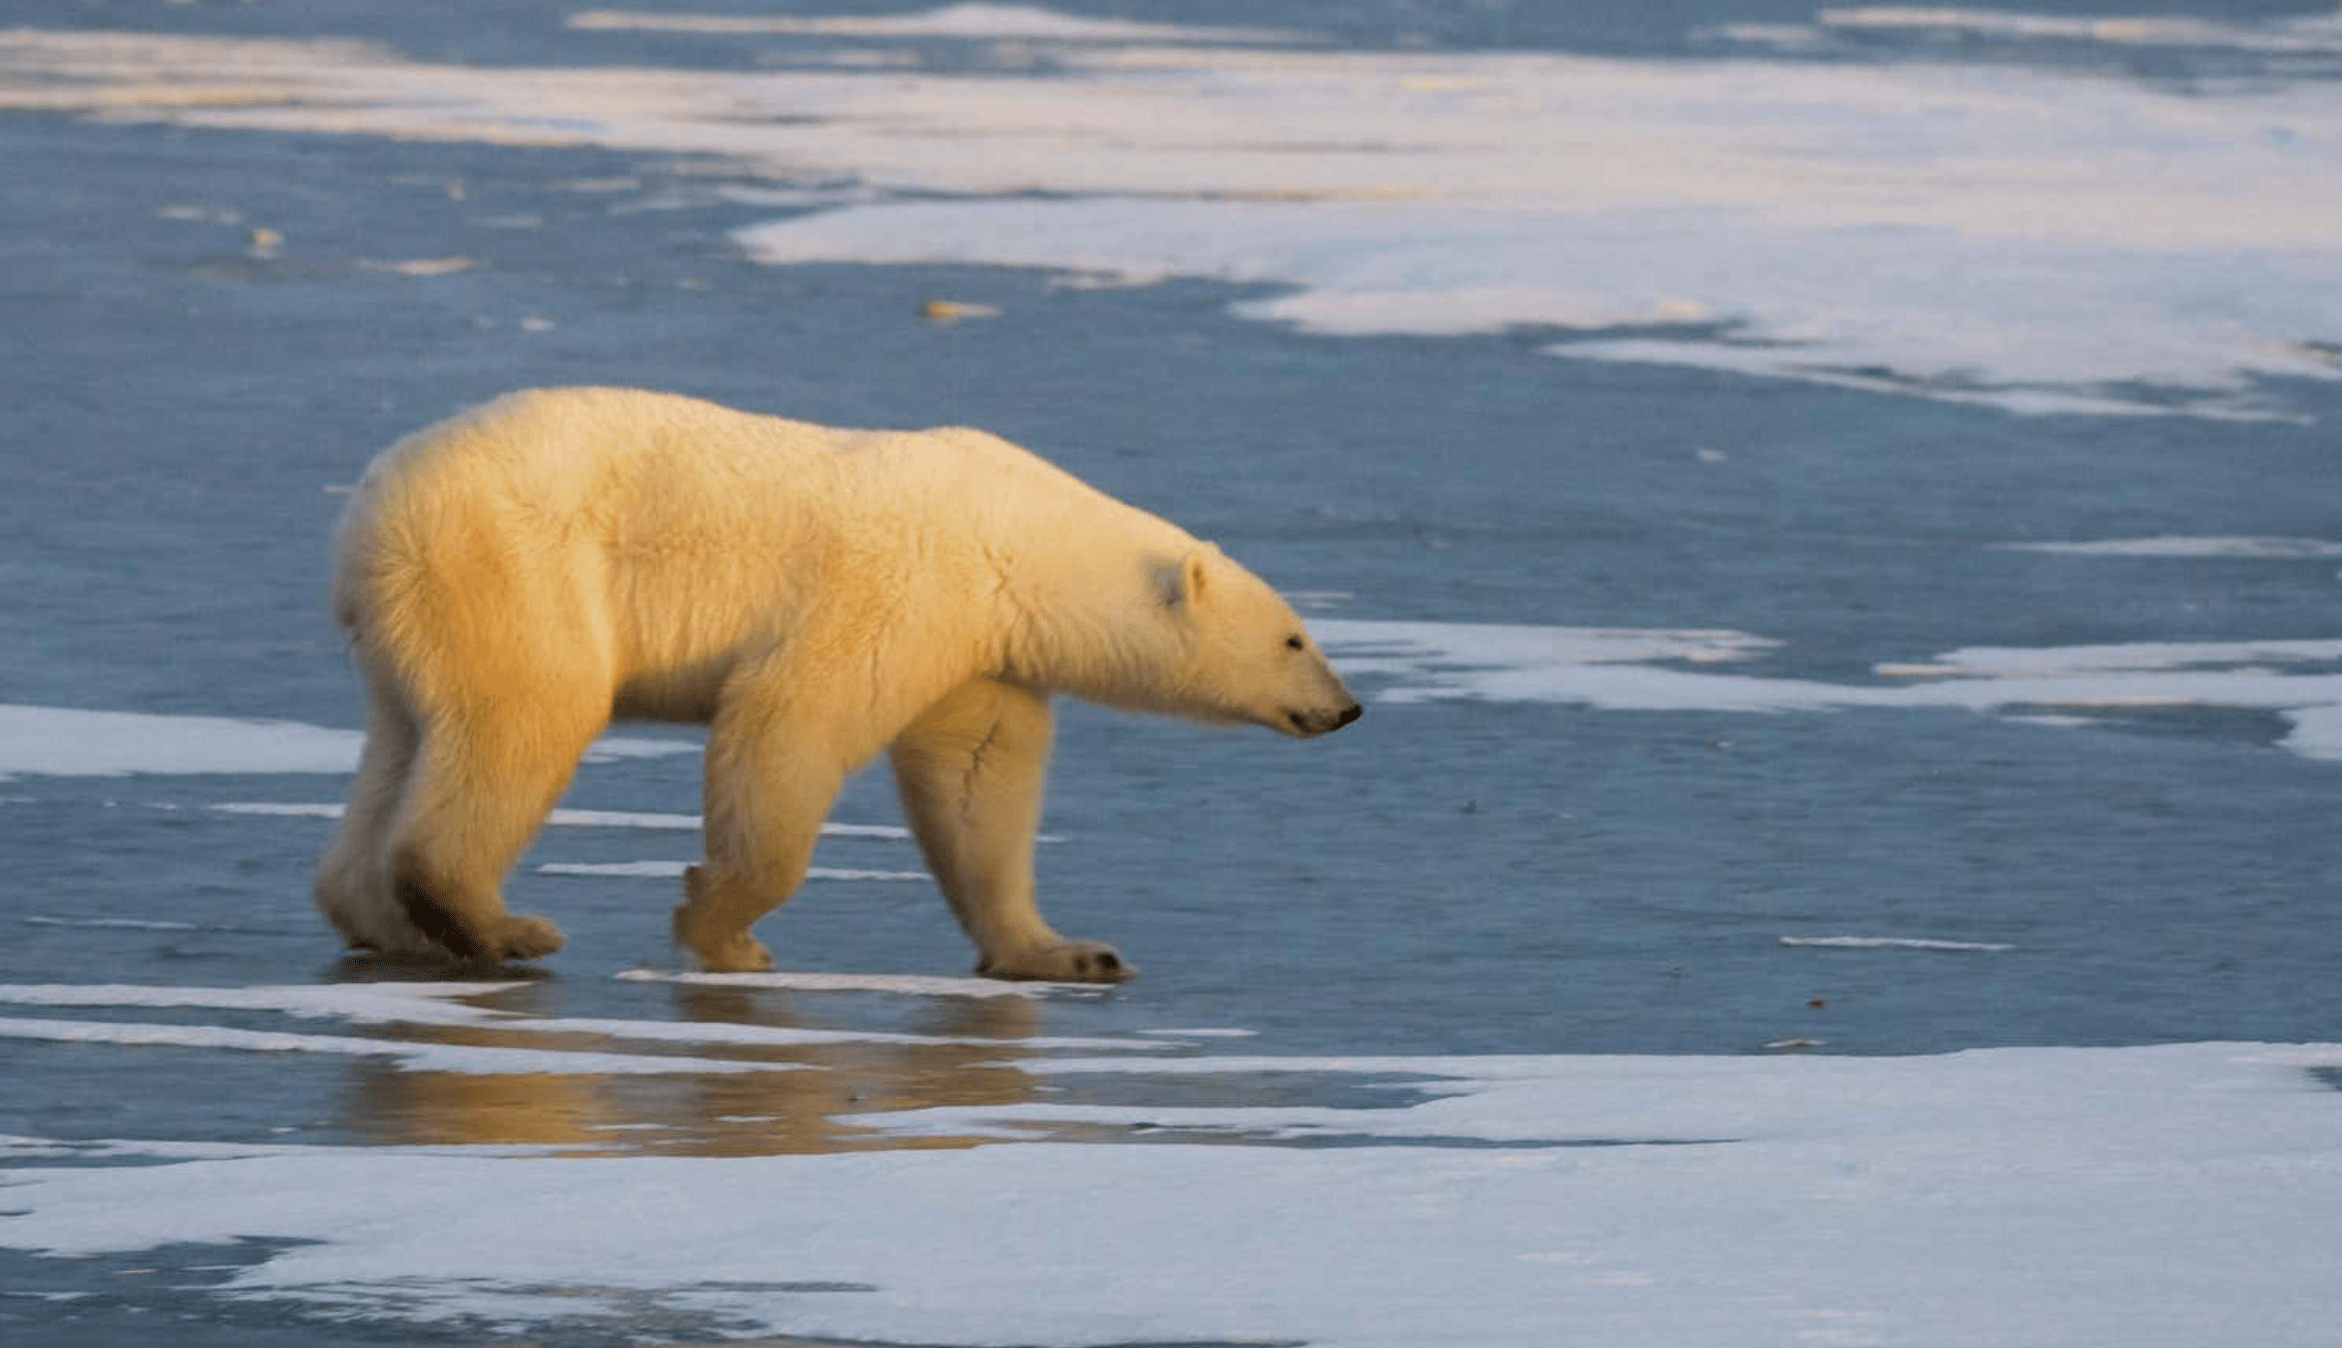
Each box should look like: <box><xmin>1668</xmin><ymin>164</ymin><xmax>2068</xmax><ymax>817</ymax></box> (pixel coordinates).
<box><xmin>3</xmin><ymin>977</ymin><xmax>2339</xmax><ymax>1348</ymax></box>
<box><xmin>5</xmin><ymin>2</ymin><xmax>2342</xmax><ymax>1345</ymax></box>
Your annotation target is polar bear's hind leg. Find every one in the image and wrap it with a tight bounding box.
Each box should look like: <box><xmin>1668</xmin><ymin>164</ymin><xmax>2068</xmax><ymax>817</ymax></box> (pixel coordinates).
<box><xmin>382</xmin><ymin>689</ymin><xmax>604</xmax><ymax>964</ymax></box>
<box><xmin>314</xmin><ymin>684</ymin><xmax>420</xmax><ymax>953</ymax></box>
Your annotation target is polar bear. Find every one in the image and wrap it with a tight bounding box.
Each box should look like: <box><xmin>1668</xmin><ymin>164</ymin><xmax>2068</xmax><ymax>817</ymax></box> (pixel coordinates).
<box><xmin>314</xmin><ymin>387</ymin><xmax>1360</xmax><ymax>980</ymax></box>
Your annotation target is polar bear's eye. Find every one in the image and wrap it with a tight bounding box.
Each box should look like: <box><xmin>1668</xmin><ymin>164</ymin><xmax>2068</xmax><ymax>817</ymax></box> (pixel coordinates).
<box><xmin>1284</xmin><ymin>634</ymin><xmax>1305</xmax><ymax>651</ymax></box>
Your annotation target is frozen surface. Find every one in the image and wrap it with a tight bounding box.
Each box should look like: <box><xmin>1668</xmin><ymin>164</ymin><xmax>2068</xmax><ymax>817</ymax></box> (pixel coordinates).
<box><xmin>3</xmin><ymin>979</ymin><xmax>2337</xmax><ymax>1347</ymax></box>
<box><xmin>5</xmin><ymin>4</ymin><xmax>2341</xmax><ymax>1346</ymax></box>
<box><xmin>1</xmin><ymin>11</ymin><xmax>2337</xmax><ymax>417</ymax></box>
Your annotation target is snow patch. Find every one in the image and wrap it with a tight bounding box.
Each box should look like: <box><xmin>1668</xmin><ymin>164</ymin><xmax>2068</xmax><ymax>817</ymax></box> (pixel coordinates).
<box><xmin>568</xmin><ymin>4</ymin><xmax>1302</xmax><ymax>45</ymax></box>
<box><xmin>0</xmin><ymin>707</ymin><xmax>690</xmax><ymax>781</ymax></box>
<box><xmin>1779</xmin><ymin>935</ymin><xmax>2016</xmax><ymax>952</ymax></box>
<box><xmin>0</xmin><ymin>705</ymin><xmax>359</xmax><ymax>780</ymax></box>
<box><xmin>21</xmin><ymin>916</ymin><xmax>201</xmax><ymax>932</ymax></box>
<box><xmin>1312</xmin><ymin>620</ymin><xmax>2342</xmax><ymax>761</ymax></box>
<box><xmin>213</xmin><ymin>801</ymin><xmax>913</xmax><ymax>840</ymax></box>
<box><xmin>536</xmin><ymin>861</ymin><xmax>929</xmax><ymax>881</ymax></box>
<box><xmin>1994</xmin><ymin>536</ymin><xmax>2342</xmax><ymax>559</ymax></box>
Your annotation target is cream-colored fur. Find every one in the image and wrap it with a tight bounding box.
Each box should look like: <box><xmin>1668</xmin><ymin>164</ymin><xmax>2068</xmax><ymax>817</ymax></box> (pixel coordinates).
<box><xmin>314</xmin><ymin>387</ymin><xmax>1359</xmax><ymax>979</ymax></box>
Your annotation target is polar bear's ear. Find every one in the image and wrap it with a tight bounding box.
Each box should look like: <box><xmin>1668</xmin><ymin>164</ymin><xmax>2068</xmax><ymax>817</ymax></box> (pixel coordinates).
<box><xmin>1154</xmin><ymin>550</ymin><xmax>1211</xmax><ymax>608</ymax></box>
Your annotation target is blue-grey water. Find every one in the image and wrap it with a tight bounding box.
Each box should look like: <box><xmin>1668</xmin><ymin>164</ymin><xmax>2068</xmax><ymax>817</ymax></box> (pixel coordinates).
<box><xmin>3</xmin><ymin>2</ymin><xmax>2339</xmax><ymax>1344</ymax></box>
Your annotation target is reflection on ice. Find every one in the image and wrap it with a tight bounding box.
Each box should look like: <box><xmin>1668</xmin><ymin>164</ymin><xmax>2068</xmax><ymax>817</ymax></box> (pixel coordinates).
<box><xmin>0</xmin><ymin>979</ymin><xmax>1174</xmax><ymax>1152</ymax></box>
<box><xmin>614</xmin><ymin>967</ymin><xmax>1098</xmax><ymax>999</ymax></box>
<box><xmin>2</xmin><ymin>1022</ymin><xmax>2336</xmax><ymax>1348</ymax></box>
<box><xmin>0</xmin><ymin>1013</ymin><xmax>803</xmax><ymax>1077</ymax></box>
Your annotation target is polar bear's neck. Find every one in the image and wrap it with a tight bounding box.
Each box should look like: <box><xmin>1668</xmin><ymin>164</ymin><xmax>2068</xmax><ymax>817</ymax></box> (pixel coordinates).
<box><xmin>965</xmin><ymin>460</ymin><xmax>1200</xmax><ymax>707</ymax></box>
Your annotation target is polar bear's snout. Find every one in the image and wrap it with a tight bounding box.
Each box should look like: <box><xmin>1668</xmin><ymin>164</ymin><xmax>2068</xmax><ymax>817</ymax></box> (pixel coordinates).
<box><xmin>1288</xmin><ymin>702</ymin><xmax>1364</xmax><ymax>737</ymax></box>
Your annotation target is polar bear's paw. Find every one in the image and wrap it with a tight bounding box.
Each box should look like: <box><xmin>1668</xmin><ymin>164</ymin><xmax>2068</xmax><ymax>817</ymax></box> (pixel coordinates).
<box><xmin>689</xmin><ymin>933</ymin><xmax>776</xmax><ymax>974</ymax></box>
<box><xmin>493</xmin><ymin>914</ymin><xmax>567</xmax><ymax>962</ymax></box>
<box><xmin>671</xmin><ymin>866</ymin><xmax>778</xmax><ymax>972</ymax></box>
<box><xmin>978</xmin><ymin>940</ymin><xmax>1136</xmax><ymax>984</ymax></box>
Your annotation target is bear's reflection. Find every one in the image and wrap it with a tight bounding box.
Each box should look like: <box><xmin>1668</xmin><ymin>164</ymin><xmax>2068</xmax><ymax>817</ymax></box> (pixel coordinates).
<box><xmin>339</xmin><ymin>984</ymin><xmax>1057</xmax><ymax>1155</ymax></box>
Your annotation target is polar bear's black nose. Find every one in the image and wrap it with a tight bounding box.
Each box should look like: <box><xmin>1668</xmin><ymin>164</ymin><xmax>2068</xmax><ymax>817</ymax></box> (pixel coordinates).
<box><xmin>1290</xmin><ymin>704</ymin><xmax>1364</xmax><ymax>735</ymax></box>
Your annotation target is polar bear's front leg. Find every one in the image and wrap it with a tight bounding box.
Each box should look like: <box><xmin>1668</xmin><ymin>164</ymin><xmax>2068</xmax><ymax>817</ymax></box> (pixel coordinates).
<box><xmin>672</xmin><ymin>864</ymin><xmax>778</xmax><ymax>973</ymax></box>
<box><xmin>680</xmin><ymin>688</ymin><xmax>854</xmax><ymax>973</ymax></box>
<box><xmin>891</xmin><ymin>679</ymin><xmax>1134</xmax><ymax>983</ymax></box>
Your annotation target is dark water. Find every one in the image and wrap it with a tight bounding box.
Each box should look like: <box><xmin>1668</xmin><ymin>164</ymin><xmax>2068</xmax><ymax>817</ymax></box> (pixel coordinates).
<box><xmin>3</xmin><ymin>2</ymin><xmax>2340</xmax><ymax>1343</ymax></box>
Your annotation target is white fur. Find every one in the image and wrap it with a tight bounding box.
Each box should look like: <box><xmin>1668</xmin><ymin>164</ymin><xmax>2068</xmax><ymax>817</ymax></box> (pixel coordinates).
<box><xmin>314</xmin><ymin>387</ymin><xmax>1358</xmax><ymax>979</ymax></box>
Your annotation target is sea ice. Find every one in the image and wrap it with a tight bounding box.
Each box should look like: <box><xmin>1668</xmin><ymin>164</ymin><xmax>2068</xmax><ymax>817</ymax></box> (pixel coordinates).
<box><xmin>2</xmin><ymin>1036</ymin><xmax>2335</xmax><ymax>1346</ymax></box>
<box><xmin>2</xmin><ymin>13</ymin><xmax>2336</xmax><ymax>417</ymax></box>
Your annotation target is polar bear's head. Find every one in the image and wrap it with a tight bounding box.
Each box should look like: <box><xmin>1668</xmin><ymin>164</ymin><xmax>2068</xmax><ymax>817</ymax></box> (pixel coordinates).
<box><xmin>1144</xmin><ymin>546</ymin><xmax>1363</xmax><ymax>738</ymax></box>
<box><xmin>1008</xmin><ymin>535</ymin><xmax>1361</xmax><ymax>736</ymax></box>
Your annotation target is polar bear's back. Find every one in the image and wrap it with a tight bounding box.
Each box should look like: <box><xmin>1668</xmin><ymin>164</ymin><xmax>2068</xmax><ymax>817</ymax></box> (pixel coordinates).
<box><xmin>352</xmin><ymin>387</ymin><xmax>848</xmax><ymax>530</ymax></box>
<box><xmin>345</xmin><ymin>386</ymin><xmax>1087</xmax><ymax>542</ymax></box>
<box><xmin>328</xmin><ymin>387</ymin><xmax>1159</xmax><ymax>717</ymax></box>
